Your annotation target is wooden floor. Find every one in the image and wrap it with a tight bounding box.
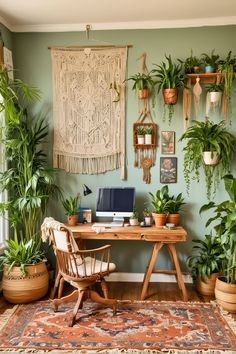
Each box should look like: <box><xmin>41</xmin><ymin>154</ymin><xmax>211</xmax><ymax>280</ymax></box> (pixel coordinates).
<box><xmin>108</xmin><ymin>281</ymin><xmax>214</xmax><ymax>302</ymax></box>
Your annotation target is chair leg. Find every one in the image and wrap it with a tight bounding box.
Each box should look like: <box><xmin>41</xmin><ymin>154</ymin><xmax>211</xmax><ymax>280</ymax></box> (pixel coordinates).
<box><xmin>53</xmin><ymin>289</ymin><xmax>78</xmax><ymax>312</ymax></box>
<box><xmin>58</xmin><ymin>277</ymin><xmax>65</xmax><ymax>298</ymax></box>
<box><xmin>100</xmin><ymin>279</ymin><xmax>109</xmax><ymax>299</ymax></box>
<box><xmin>69</xmin><ymin>290</ymin><xmax>85</xmax><ymax>327</ymax></box>
<box><xmin>89</xmin><ymin>290</ymin><xmax>117</xmax><ymax>315</ymax></box>
<box><xmin>50</xmin><ymin>272</ymin><xmax>62</xmax><ymax>299</ymax></box>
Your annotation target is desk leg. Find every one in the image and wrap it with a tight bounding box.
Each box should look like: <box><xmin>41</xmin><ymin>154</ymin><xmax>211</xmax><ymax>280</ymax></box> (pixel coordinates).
<box><xmin>167</xmin><ymin>244</ymin><xmax>188</xmax><ymax>301</ymax></box>
<box><xmin>141</xmin><ymin>242</ymin><xmax>163</xmax><ymax>300</ymax></box>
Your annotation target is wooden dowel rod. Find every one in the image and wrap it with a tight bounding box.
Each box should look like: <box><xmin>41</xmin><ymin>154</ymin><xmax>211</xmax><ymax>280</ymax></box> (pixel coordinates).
<box><xmin>48</xmin><ymin>45</ymin><xmax>132</xmax><ymax>50</ymax></box>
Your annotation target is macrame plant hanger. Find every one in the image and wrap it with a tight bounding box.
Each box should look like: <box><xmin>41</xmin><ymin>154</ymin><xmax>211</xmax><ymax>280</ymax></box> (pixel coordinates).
<box><xmin>133</xmin><ymin>53</ymin><xmax>157</xmax><ymax>184</ymax></box>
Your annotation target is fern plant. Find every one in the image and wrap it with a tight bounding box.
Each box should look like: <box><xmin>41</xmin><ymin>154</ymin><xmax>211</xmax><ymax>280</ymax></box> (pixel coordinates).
<box><xmin>179</xmin><ymin>120</ymin><xmax>235</xmax><ymax>200</ymax></box>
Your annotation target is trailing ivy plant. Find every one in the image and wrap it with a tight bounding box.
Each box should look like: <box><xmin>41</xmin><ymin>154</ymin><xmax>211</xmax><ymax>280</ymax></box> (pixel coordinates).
<box><xmin>179</xmin><ymin>120</ymin><xmax>235</xmax><ymax>200</ymax></box>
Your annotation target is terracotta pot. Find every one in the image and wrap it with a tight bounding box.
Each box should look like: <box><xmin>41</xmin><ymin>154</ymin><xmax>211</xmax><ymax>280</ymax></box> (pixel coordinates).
<box><xmin>138</xmin><ymin>89</ymin><xmax>149</xmax><ymax>99</ymax></box>
<box><xmin>67</xmin><ymin>214</ymin><xmax>78</xmax><ymax>226</ymax></box>
<box><xmin>215</xmin><ymin>276</ymin><xmax>236</xmax><ymax>313</ymax></box>
<box><xmin>3</xmin><ymin>262</ymin><xmax>49</xmax><ymax>304</ymax></box>
<box><xmin>163</xmin><ymin>88</ymin><xmax>178</xmax><ymax>105</ymax></box>
<box><xmin>202</xmin><ymin>151</ymin><xmax>220</xmax><ymax>166</ymax></box>
<box><xmin>196</xmin><ymin>272</ymin><xmax>219</xmax><ymax>296</ymax></box>
<box><xmin>167</xmin><ymin>213</ymin><xmax>180</xmax><ymax>226</ymax></box>
<box><xmin>152</xmin><ymin>213</ymin><xmax>167</xmax><ymax>227</ymax></box>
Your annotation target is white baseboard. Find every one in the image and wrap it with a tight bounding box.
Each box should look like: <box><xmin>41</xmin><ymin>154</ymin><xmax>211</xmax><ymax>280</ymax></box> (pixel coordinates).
<box><xmin>106</xmin><ymin>272</ymin><xmax>193</xmax><ymax>283</ymax></box>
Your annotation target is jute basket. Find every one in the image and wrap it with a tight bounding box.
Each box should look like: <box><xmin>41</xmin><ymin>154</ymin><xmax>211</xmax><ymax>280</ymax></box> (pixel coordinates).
<box><xmin>3</xmin><ymin>262</ymin><xmax>49</xmax><ymax>304</ymax></box>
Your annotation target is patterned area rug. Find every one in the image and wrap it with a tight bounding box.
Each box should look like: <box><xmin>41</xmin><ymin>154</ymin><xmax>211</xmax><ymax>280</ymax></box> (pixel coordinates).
<box><xmin>0</xmin><ymin>300</ymin><xmax>235</xmax><ymax>353</ymax></box>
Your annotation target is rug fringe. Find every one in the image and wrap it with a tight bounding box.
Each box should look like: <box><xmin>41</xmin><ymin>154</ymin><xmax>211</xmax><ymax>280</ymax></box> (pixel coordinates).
<box><xmin>0</xmin><ymin>349</ymin><xmax>235</xmax><ymax>354</ymax></box>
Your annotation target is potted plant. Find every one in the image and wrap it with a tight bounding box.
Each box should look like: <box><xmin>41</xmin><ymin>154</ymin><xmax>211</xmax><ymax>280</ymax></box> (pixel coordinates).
<box><xmin>136</xmin><ymin>126</ymin><xmax>145</xmax><ymax>144</ymax></box>
<box><xmin>129</xmin><ymin>208</ymin><xmax>139</xmax><ymax>226</ymax></box>
<box><xmin>187</xmin><ymin>234</ymin><xmax>224</xmax><ymax>296</ymax></box>
<box><xmin>201</xmin><ymin>50</ymin><xmax>220</xmax><ymax>73</ymax></box>
<box><xmin>152</xmin><ymin>54</ymin><xmax>185</xmax><ymax>124</ymax></box>
<box><xmin>149</xmin><ymin>185</ymin><xmax>171</xmax><ymax>226</ymax></box>
<box><xmin>166</xmin><ymin>192</ymin><xmax>185</xmax><ymax>226</ymax></box>
<box><xmin>218</xmin><ymin>51</ymin><xmax>236</xmax><ymax>118</ymax></box>
<box><xmin>125</xmin><ymin>72</ymin><xmax>155</xmax><ymax>102</ymax></box>
<box><xmin>178</xmin><ymin>50</ymin><xmax>202</xmax><ymax>74</ymax></box>
<box><xmin>206</xmin><ymin>83</ymin><xmax>224</xmax><ymax>104</ymax></box>
<box><xmin>200</xmin><ymin>174</ymin><xmax>236</xmax><ymax>312</ymax></box>
<box><xmin>0</xmin><ymin>67</ymin><xmax>60</xmax><ymax>303</ymax></box>
<box><xmin>143</xmin><ymin>208</ymin><xmax>152</xmax><ymax>226</ymax></box>
<box><xmin>179</xmin><ymin>120</ymin><xmax>235</xmax><ymax>200</ymax></box>
<box><xmin>62</xmin><ymin>195</ymin><xmax>79</xmax><ymax>226</ymax></box>
<box><xmin>144</xmin><ymin>126</ymin><xmax>153</xmax><ymax>145</ymax></box>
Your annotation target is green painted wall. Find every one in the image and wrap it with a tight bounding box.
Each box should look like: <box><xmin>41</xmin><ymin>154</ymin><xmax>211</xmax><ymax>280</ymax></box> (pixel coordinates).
<box><xmin>7</xmin><ymin>25</ymin><xmax>236</xmax><ymax>273</ymax></box>
<box><xmin>0</xmin><ymin>23</ymin><xmax>13</xmax><ymax>50</ymax></box>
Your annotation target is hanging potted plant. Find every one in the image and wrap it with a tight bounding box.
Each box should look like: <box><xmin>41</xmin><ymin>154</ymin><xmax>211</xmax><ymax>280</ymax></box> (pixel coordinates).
<box><xmin>149</xmin><ymin>185</ymin><xmax>171</xmax><ymax>227</ymax></box>
<box><xmin>206</xmin><ymin>83</ymin><xmax>224</xmax><ymax>104</ymax></box>
<box><xmin>152</xmin><ymin>55</ymin><xmax>185</xmax><ymax>124</ymax></box>
<box><xmin>200</xmin><ymin>174</ymin><xmax>236</xmax><ymax>312</ymax></box>
<box><xmin>0</xmin><ymin>67</ymin><xmax>60</xmax><ymax>303</ymax></box>
<box><xmin>62</xmin><ymin>195</ymin><xmax>80</xmax><ymax>226</ymax></box>
<box><xmin>179</xmin><ymin>120</ymin><xmax>235</xmax><ymax>200</ymax></box>
<box><xmin>125</xmin><ymin>72</ymin><xmax>155</xmax><ymax>103</ymax></box>
<box><xmin>187</xmin><ymin>234</ymin><xmax>224</xmax><ymax>296</ymax></box>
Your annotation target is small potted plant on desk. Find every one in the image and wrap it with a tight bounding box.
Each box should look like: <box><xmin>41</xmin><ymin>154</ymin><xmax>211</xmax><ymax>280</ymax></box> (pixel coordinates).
<box><xmin>143</xmin><ymin>208</ymin><xmax>153</xmax><ymax>226</ymax></box>
<box><xmin>62</xmin><ymin>195</ymin><xmax>80</xmax><ymax>226</ymax></box>
<box><xmin>129</xmin><ymin>208</ymin><xmax>139</xmax><ymax>226</ymax></box>
<box><xmin>149</xmin><ymin>185</ymin><xmax>171</xmax><ymax>227</ymax></box>
<box><xmin>187</xmin><ymin>234</ymin><xmax>224</xmax><ymax>296</ymax></box>
<box><xmin>200</xmin><ymin>174</ymin><xmax>236</xmax><ymax>312</ymax></box>
<box><xmin>166</xmin><ymin>192</ymin><xmax>185</xmax><ymax>226</ymax></box>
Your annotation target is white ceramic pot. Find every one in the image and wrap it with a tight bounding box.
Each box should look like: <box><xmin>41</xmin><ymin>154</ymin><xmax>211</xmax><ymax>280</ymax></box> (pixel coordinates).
<box><xmin>202</xmin><ymin>151</ymin><xmax>220</xmax><ymax>166</ymax></box>
<box><xmin>129</xmin><ymin>218</ymin><xmax>139</xmax><ymax>226</ymax></box>
<box><xmin>137</xmin><ymin>135</ymin><xmax>145</xmax><ymax>144</ymax></box>
<box><xmin>209</xmin><ymin>91</ymin><xmax>222</xmax><ymax>103</ymax></box>
<box><xmin>144</xmin><ymin>216</ymin><xmax>152</xmax><ymax>226</ymax></box>
<box><xmin>145</xmin><ymin>134</ymin><xmax>152</xmax><ymax>145</ymax></box>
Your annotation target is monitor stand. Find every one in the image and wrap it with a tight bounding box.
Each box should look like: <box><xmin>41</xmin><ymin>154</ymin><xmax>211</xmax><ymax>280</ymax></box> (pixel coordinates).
<box><xmin>110</xmin><ymin>217</ymin><xmax>124</xmax><ymax>227</ymax></box>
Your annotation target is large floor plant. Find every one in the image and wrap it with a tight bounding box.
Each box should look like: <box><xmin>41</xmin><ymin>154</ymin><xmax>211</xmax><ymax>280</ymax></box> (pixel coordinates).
<box><xmin>179</xmin><ymin>120</ymin><xmax>235</xmax><ymax>200</ymax></box>
<box><xmin>0</xmin><ymin>67</ymin><xmax>60</xmax><ymax>302</ymax></box>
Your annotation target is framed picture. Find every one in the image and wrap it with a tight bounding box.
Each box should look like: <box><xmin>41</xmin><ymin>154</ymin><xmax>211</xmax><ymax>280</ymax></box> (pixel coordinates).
<box><xmin>161</xmin><ymin>131</ymin><xmax>175</xmax><ymax>154</ymax></box>
<box><xmin>160</xmin><ymin>157</ymin><xmax>177</xmax><ymax>183</ymax></box>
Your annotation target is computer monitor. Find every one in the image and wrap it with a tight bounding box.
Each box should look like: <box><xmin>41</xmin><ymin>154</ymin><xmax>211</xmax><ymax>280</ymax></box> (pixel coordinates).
<box><xmin>96</xmin><ymin>187</ymin><xmax>135</xmax><ymax>224</ymax></box>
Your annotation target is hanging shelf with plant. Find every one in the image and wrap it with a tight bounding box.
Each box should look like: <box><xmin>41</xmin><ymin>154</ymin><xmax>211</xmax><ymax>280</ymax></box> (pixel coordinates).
<box><xmin>179</xmin><ymin>120</ymin><xmax>236</xmax><ymax>200</ymax></box>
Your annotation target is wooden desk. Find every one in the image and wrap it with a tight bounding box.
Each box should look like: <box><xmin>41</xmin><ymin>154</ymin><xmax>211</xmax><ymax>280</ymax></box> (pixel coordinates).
<box><xmin>69</xmin><ymin>224</ymin><xmax>188</xmax><ymax>301</ymax></box>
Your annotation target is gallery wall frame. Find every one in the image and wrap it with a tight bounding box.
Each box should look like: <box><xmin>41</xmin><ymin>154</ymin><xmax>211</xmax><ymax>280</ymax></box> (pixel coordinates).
<box><xmin>160</xmin><ymin>157</ymin><xmax>177</xmax><ymax>184</ymax></box>
<box><xmin>161</xmin><ymin>131</ymin><xmax>175</xmax><ymax>155</ymax></box>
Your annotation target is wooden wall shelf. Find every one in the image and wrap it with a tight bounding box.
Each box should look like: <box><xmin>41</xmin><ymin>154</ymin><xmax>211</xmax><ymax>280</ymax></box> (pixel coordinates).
<box><xmin>133</xmin><ymin>122</ymin><xmax>157</xmax><ymax>149</ymax></box>
<box><xmin>186</xmin><ymin>73</ymin><xmax>223</xmax><ymax>85</ymax></box>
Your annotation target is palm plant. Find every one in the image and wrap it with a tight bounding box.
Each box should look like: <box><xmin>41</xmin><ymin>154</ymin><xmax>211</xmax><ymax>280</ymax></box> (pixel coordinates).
<box><xmin>179</xmin><ymin>120</ymin><xmax>235</xmax><ymax>200</ymax></box>
<box><xmin>0</xmin><ymin>67</ymin><xmax>60</xmax><ymax>251</ymax></box>
<box><xmin>151</xmin><ymin>55</ymin><xmax>185</xmax><ymax>124</ymax></box>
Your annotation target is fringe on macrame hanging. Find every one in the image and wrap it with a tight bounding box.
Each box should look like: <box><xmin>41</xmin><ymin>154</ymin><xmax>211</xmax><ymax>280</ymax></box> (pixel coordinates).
<box><xmin>53</xmin><ymin>152</ymin><xmax>123</xmax><ymax>175</ymax></box>
<box><xmin>183</xmin><ymin>87</ymin><xmax>191</xmax><ymax>131</ymax></box>
<box><xmin>134</xmin><ymin>149</ymin><xmax>156</xmax><ymax>169</ymax></box>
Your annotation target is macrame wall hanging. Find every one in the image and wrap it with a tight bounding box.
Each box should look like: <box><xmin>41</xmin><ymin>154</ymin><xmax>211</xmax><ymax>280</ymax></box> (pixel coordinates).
<box><xmin>133</xmin><ymin>53</ymin><xmax>157</xmax><ymax>184</ymax></box>
<box><xmin>51</xmin><ymin>46</ymin><xmax>128</xmax><ymax>179</ymax></box>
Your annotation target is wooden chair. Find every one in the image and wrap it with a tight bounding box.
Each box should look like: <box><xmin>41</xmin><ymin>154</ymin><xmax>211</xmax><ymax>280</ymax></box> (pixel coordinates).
<box><xmin>48</xmin><ymin>223</ymin><xmax>117</xmax><ymax>327</ymax></box>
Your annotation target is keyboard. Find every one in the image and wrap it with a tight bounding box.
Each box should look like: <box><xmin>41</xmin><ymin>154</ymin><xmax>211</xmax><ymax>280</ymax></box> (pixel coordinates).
<box><xmin>93</xmin><ymin>222</ymin><xmax>123</xmax><ymax>228</ymax></box>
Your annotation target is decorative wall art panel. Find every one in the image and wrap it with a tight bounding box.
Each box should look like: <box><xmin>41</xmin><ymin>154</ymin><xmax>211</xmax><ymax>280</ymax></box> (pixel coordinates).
<box><xmin>51</xmin><ymin>47</ymin><xmax>128</xmax><ymax>178</ymax></box>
